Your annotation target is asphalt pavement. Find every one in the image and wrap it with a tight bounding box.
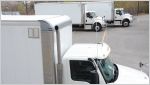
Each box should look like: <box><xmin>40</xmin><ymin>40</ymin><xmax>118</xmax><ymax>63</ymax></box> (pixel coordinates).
<box><xmin>72</xmin><ymin>14</ymin><xmax>149</xmax><ymax>75</ymax></box>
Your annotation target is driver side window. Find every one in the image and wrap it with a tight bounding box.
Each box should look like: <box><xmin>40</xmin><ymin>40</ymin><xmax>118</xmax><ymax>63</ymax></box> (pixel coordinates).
<box><xmin>116</xmin><ymin>10</ymin><xmax>122</xmax><ymax>15</ymax></box>
<box><xmin>86</xmin><ymin>12</ymin><xmax>93</xmax><ymax>18</ymax></box>
<box><xmin>70</xmin><ymin>60</ymin><xmax>99</xmax><ymax>84</ymax></box>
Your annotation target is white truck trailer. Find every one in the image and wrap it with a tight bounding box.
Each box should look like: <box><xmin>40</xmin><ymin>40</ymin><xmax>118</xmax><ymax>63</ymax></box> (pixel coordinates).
<box><xmin>34</xmin><ymin>2</ymin><xmax>106</xmax><ymax>31</ymax></box>
<box><xmin>1</xmin><ymin>15</ymin><xmax>149</xmax><ymax>84</ymax></box>
<box><xmin>86</xmin><ymin>1</ymin><xmax>133</xmax><ymax>27</ymax></box>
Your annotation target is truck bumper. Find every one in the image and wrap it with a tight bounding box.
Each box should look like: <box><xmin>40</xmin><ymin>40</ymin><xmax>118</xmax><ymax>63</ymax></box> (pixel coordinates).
<box><xmin>101</xmin><ymin>23</ymin><xmax>107</xmax><ymax>28</ymax></box>
<box><xmin>130</xmin><ymin>18</ymin><xmax>134</xmax><ymax>23</ymax></box>
<box><xmin>130</xmin><ymin>16</ymin><xmax>134</xmax><ymax>23</ymax></box>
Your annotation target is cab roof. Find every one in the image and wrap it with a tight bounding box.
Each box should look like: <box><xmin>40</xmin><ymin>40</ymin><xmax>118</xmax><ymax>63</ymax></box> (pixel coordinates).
<box><xmin>115</xmin><ymin>8</ymin><xmax>124</xmax><ymax>10</ymax></box>
<box><xmin>63</xmin><ymin>43</ymin><xmax>111</xmax><ymax>60</ymax></box>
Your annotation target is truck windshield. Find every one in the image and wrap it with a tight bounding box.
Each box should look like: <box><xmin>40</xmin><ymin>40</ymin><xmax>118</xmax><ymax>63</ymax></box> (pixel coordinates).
<box><xmin>90</xmin><ymin>12</ymin><xmax>96</xmax><ymax>18</ymax></box>
<box><xmin>121</xmin><ymin>10</ymin><xmax>125</xmax><ymax>15</ymax></box>
<box><xmin>95</xmin><ymin>58</ymin><xmax>116</xmax><ymax>83</ymax></box>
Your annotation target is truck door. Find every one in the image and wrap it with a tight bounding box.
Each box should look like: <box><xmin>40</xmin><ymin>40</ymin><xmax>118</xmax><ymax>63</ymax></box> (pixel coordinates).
<box><xmin>115</xmin><ymin>9</ymin><xmax>123</xmax><ymax>21</ymax></box>
<box><xmin>69</xmin><ymin>60</ymin><xmax>99</xmax><ymax>84</ymax></box>
<box><xmin>85</xmin><ymin>12</ymin><xmax>95</xmax><ymax>24</ymax></box>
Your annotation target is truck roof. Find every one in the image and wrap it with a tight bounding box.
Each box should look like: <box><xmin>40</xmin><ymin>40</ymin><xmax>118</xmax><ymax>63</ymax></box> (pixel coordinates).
<box><xmin>1</xmin><ymin>15</ymin><xmax>63</xmax><ymax>21</ymax></box>
<box><xmin>1</xmin><ymin>15</ymin><xmax>61</xmax><ymax>21</ymax></box>
<box><xmin>115</xmin><ymin>8</ymin><xmax>124</xmax><ymax>10</ymax></box>
<box><xmin>63</xmin><ymin>43</ymin><xmax>111</xmax><ymax>60</ymax></box>
<box><xmin>1</xmin><ymin>15</ymin><xmax>71</xmax><ymax>30</ymax></box>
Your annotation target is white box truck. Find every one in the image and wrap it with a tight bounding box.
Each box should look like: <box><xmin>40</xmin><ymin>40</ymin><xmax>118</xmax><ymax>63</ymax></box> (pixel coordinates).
<box><xmin>85</xmin><ymin>1</ymin><xmax>133</xmax><ymax>27</ymax></box>
<box><xmin>34</xmin><ymin>2</ymin><xmax>106</xmax><ymax>31</ymax></box>
<box><xmin>1</xmin><ymin>15</ymin><xmax>149</xmax><ymax>84</ymax></box>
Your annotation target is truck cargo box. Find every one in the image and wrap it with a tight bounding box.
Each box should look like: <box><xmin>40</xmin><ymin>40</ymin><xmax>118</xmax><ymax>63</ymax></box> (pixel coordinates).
<box><xmin>34</xmin><ymin>3</ymin><xmax>83</xmax><ymax>24</ymax></box>
<box><xmin>1</xmin><ymin>15</ymin><xmax>72</xmax><ymax>84</ymax></box>
<box><xmin>85</xmin><ymin>1</ymin><xmax>114</xmax><ymax>21</ymax></box>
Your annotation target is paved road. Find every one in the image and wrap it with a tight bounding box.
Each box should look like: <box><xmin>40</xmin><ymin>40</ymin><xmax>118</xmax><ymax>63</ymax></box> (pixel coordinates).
<box><xmin>72</xmin><ymin>14</ymin><xmax>149</xmax><ymax>75</ymax></box>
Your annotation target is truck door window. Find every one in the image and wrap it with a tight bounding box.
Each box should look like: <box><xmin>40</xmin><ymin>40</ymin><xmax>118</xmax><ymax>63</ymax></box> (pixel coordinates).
<box><xmin>116</xmin><ymin>10</ymin><xmax>122</xmax><ymax>15</ymax></box>
<box><xmin>86</xmin><ymin>12</ymin><xmax>93</xmax><ymax>18</ymax></box>
<box><xmin>86</xmin><ymin>12</ymin><xmax>96</xmax><ymax>18</ymax></box>
<box><xmin>70</xmin><ymin>60</ymin><xmax>99</xmax><ymax>84</ymax></box>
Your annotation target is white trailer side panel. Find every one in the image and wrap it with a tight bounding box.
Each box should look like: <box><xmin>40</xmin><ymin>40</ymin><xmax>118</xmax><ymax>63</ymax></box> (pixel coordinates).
<box><xmin>1</xmin><ymin>21</ymin><xmax>44</xmax><ymax>83</ymax></box>
<box><xmin>59</xmin><ymin>24</ymin><xmax>72</xmax><ymax>58</ymax></box>
<box><xmin>0</xmin><ymin>16</ymin><xmax>1</xmax><ymax>84</ymax></box>
<box><xmin>34</xmin><ymin>3</ymin><xmax>82</xmax><ymax>24</ymax></box>
<box><xmin>85</xmin><ymin>1</ymin><xmax>113</xmax><ymax>21</ymax></box>
<box><xmin>1</xmin><ymin>15</ymin><xmax>72</xmax><ymax>84</ymax></box>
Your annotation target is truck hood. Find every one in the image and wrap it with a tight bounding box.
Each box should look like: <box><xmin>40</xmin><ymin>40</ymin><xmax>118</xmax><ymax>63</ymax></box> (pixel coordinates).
<box><xmin>124</xmin><ymin>13</ymin><xmax>131</xmax><ymax>16</ymax></box>
<box><xmin>124</xmin><ymin>13</ymin><xmax>132</xmax><ymax>18</ymax></box>
<box><xmin>94</xmin><ymin>16</ymin><xmax>103</xmax><ymax>20</ymax></box>
<box><xmin>111</xmin><ymin>64</ymin><xmax>149</xmax><ymax>84</ymax></box>
<box><xmin>94</xmin><ymin>16</ymin><xmax>105</xmax><ymax>23</ymax></box>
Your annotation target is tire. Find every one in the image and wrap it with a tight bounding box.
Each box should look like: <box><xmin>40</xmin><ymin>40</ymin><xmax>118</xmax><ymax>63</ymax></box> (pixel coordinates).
<box><xmin>93</xmin><ymin>23</ymin><xmax>102</xmax><ymax>32</ymax></box>
<box><xmin>122</xmin><ymin>20</ymin><xmax>130</xmax><ymax>27</ymax></box>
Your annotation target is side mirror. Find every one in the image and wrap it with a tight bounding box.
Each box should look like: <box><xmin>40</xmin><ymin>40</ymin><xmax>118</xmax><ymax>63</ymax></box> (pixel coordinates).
<box><xmin>112</xmin><ymin>64</ymin><xmax>119</xmax><ymax>82</ymax></box>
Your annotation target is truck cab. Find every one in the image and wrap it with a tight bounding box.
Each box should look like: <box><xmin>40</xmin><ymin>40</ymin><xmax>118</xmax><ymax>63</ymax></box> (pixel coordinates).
<box><xmin>115</xmin><ymin>8</ymin><xmax>133</xmax><ymax>27</ymax></box>
<box><xmin>85</xmin><ymin>11</ymin><xmax>106</xmax><ymax>31</ymax></box>
<box><xmin>62</xmin><ymin>43</ymin><xmax>149</xmax><ymax>84</ymax></box>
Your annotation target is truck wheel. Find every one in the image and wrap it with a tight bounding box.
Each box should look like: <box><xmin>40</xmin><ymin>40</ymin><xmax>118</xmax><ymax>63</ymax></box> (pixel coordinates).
<box><xmin>122</xmin><ymin>20</ymin><xmax>129</xmax><ymax>27</ymax></box>
<box><xmin>93</xmin><ymin>23</ymin><xmax>102</xmax><ymax>32</ymax></box>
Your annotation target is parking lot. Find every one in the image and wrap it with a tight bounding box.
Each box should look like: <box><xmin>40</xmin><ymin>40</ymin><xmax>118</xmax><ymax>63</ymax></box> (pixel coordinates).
<box><xmin>72</xmin><ymin>14</ymin><xmax>149</xmax><ymax>75</ymax></box>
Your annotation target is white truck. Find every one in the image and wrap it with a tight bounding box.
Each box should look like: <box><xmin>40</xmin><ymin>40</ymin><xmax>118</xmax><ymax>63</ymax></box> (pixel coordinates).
<box><xmin>1</xmin><ymin>15</ymin><xmax>149</xmax><ymax>84</ymax></box>
<box><xmin>34</xmin><ymin>2</ymin><xmax>106</xmax><ymax>31</ymax></box>
<box><xmin>86</xmin><ymin>1</ymin><xmax>133</xmax><ymax>27</ymax></box>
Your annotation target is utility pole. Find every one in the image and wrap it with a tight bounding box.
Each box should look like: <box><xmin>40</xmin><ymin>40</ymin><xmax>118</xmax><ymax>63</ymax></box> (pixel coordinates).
<box><xmin>25</xmin><ymin>1</ymin><xmax>28</xmax><ymax>15</ymax></box>
<box><xmin>24</xmin><ymin>1</ymin><xmax>28</xmax><ymax>15</ymax></box>
<box><xmin>137</xmin><ymin>1</ymin><xmax>139</xmax><ymax>16</ymax></box>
